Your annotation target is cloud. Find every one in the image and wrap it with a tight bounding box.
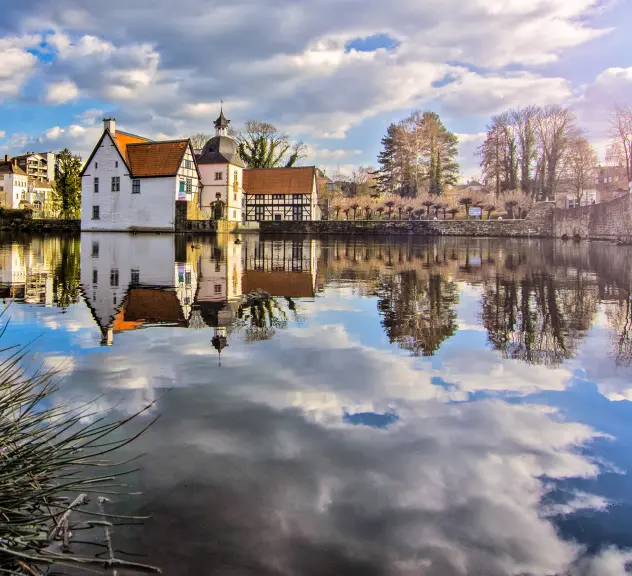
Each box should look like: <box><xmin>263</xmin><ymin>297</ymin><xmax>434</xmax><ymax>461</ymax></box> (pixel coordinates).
<box><xmin>0</xmin><ymin>35</ymin><xmax>40</xmax><ymax>101</ymax></box>
<box><xmin>45</xmin><ymin>78</ymin><xmax>79</xmax><ymax>104</ymax></box>
<box><xmin>0</xmin><ymin>131</ymin><xmax>6</xmax><ymax>139</ymax></box>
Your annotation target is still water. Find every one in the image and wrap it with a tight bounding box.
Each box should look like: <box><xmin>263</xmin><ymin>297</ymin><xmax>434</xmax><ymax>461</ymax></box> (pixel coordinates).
<box><xmin>2</xmin><ymin>233</ymin><xmax>632</xmax><ymax>575</ymax></box>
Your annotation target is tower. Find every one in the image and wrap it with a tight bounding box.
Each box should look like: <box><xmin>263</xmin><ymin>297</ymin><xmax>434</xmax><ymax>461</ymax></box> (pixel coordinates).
<box><xmin>214</xmin><ymin>107</ymin><xmax>230</xmax><ymax>137</ymax></box>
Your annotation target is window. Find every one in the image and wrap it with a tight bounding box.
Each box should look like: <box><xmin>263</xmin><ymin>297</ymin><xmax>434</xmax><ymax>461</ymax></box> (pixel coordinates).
<box><xmin>92</xmin><ymin>241</ymin><xmax>99</xmax><ymax>258</ymax></box>
<box><xmin>234</xmin><ymin>193</ymin><xmax>237</xmax><ymax>201</ymax></box>
<box><xmin>233</xmin><ymin>170</ymin><xmax>238</xmax><ymax>183</ymax></box>
<box><xmin>185</xmin><ymin>272</ymin><xmax>191</xmax><ymax>285</ymax></box>
<box><xmin>113</xmin><ymin>294</ymin><xmax>117</xmax><ymax>305</ymax></box>
<box><xmin>179</xmin><ymin>180</ymin><xmax>186</xmax><ymax>193</ymax></box>
<box><xmin>215</xmin><ymin>172</ymin><xmax>223</xmax><ymax>180</ymax></box>
<box><xmin>92</xmin><ymin>269</ymin><xmax>98</xmax><ymax>284</ymax></box>
<box><xmin>233</xmin><ymin>210</ymin><xmax>236</xmax><ymax>219</ymax></box>
<box><xmin>132</xmin><ymin>179</ymin><xmax>141</xmax><ymax>194</ymax></box>
<box><xmin>186</xmin><ymin>178</ymin><xmax>192</xmax><ymax>193</ymax></box>
<box><xmin>111</xmin><ymin>176</ymin><xmax>120</xmax><ymax>192</ymax></box>
<box><xmin>293</xmin><ymin>194</ymin><xmax>302</xmax><ymax>204</ymax></box>
<box><xmin>255</xmin><ymin>206</ymin><xmax>264</xmax><ymax>221</ymax></box>
<box><xmin>185</xmin><ymin>160</ymin><xmax>192</xmax><ymax>170</ymax></box>
<box><xmin>275</xmin><ymin>214</ymin><xmax>282</xmax><ymax>221</ymax></box>
<box><xmin>131</xmin><ymin>269</ymin><xmax>140</xmax><ymax>285</ymax></box>
<box><xmin>115</xmin><ymin>161</ymin><xmax>118</xmax><ymax>168</ymax></box>
<box><xmin>95</xmin><ymin>162</ymin><xmax>98</xmax><ymax>169</ymax></box>
<box><xmin>214</xmin><ymin>284</ymin><xmax>222</xmax><ymax>294</ymax></box>
<box><xmin>94</xmin><ymin>177</ymin><xmax>99</xmax><ymax>193</ymax></box>
<box><xmin>110</xmin><ymin>268</ymin><xmax>119</xmax><ymax>287</ymax></box>
<box><xmin>92</xmin><ymin>205</ymin><xmax>100</xmax><ymax>220</ymax></box>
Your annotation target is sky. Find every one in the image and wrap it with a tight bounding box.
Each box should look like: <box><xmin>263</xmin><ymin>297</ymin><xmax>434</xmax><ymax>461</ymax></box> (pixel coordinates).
<box><xmin>0</xmin><ymin>0</ymin><xmax>631</xmax><ymax>181</ymax></box>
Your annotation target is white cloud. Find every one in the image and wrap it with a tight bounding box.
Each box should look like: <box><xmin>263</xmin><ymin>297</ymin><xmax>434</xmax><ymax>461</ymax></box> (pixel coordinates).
<box><xmin>45</xmin><ymin>79</ymin><xmax>79</xmax><ymax>104</ymax></box>
<box><xmin>0</xmin><ymin>131</ymin><xmax>6</xmax><ymax>139</ymax></box>
<box><xmin>0</xmin><ymin>35</ymin><xmax>40</xmax><ymax>101</ymax></box>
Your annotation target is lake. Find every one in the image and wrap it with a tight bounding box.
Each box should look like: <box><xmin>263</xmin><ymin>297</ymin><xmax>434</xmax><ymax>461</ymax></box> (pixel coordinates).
<box><xmin>2</xmin><ymin>232</ymin><xmax>632</xmax><ymax>575</ymax></box>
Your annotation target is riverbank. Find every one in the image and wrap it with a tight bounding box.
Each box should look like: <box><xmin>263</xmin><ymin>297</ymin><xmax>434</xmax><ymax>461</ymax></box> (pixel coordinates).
<box><xmin>0</xmin><ymin>219</ymin><xmax>80</xmax><ymax>232</ymax></box>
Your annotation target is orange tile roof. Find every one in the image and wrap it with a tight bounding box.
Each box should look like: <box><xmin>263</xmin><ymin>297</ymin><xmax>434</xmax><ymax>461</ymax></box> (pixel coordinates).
<box><xmin>124</xmin><ymin>287</ymin><xmax>186</xmax><ymax>324</ymax></box>
<box><xmin>112</xmin><ymin>303</ymin><xmax>144</xmax><ymax>332</ymax></box>
<box><xmin>242</xmin><ymin>271</ymin><xmax>314</xmax><ymax>298</ymax></box>
<box><xmin>243</xmin><ymin>167</ymin><xmax>316</xmax><ymax>195</ymax></box>
<box><xmin>127</xmin><ymin>140</ymin><xmax>189</xmax><ymax>178</ymax></box>
<box><xmin>112</xmin><ymin>130</ymin><xmax>151</xmax><ymax>163</ymax></box>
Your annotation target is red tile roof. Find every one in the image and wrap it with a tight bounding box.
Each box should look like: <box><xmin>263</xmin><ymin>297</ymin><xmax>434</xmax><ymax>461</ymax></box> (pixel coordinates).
<box><xmin>127</xmin><ymin>141</ymin><xmax>189</xmax><ymax>178</ymax></box>
<box><xmin>112</xmin><ymin>131</ymin><xmax>151</xmax><ymax>163</ymax></box>
<box><xmin>243</xmin><ymin>167</ymin><xmax>316</xmax><ymax>195</ymax></box>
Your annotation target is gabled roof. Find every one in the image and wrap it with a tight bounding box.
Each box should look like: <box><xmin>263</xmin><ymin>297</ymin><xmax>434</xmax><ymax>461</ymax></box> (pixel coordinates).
<box><xmin>243</xmin><ymin>166</ymin><xmax>317</xmax><ymax>195</ymax></box>
<box><xmin>112</xmin><ymin>130</ymin><xmax>151</xmax><ymax>163</ymax></box>
<box><xmin>127</xmin><ymin>140</ymin><xmax>190</xmax><ymax>178</ymax></box>
<box><xmin>0</xmin><ymin>161</ymin><xmax>27</xmax><ymax>176</ymax></box>
<box><xmin>81</xmin><ymin>127</ymin><xmax>199</xmax><ymax>180</ymax></box>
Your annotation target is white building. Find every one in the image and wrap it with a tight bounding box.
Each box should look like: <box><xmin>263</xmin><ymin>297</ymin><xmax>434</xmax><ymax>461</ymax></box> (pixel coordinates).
<box><xmin>11</xmin><ymin>152</ymin><xmax>55</xmax><ymax>182</ymax></box>
<box><xmin>197</xmin><ymin>109</ymin><xmax>245</xmax><ymax>222</ymax></box>
<box><xmin>80</xmin><ymin>119</ymin><xmax>201</xmax><ymax>231</ymax></box>
<box><xmin>0</xmin><ymin>160</ymin><xmax>29</xmax><ymax>209</ymax></box>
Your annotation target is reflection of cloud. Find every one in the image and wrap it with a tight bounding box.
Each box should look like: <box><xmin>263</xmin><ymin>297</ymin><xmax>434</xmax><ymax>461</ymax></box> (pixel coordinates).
<box><xmin>438</xmin><ymin>347</ymin><xmax>572</xmax><ymax>396</ymax></box>
<box><xmin>543</xmin><ymin>490</ymin><xmax>610</xmax><ymax>517</ymax></box>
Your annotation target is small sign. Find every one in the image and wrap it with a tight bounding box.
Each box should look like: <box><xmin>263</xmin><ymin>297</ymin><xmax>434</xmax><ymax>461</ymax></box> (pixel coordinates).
<box><xmin>469</xmin><ymin>206</ymin><xmax>482</xmax><ymax>217</ymax></box>
<box><xmin>177</xmin><ymin>190</ymin><xmax>186</xmax><ymax>201</ymax></box>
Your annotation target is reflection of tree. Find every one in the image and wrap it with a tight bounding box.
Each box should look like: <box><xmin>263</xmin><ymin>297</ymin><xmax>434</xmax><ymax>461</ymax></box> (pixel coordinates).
<box><xmin>607</xmin><ymin>296</ymin><xmax>632</xmax><ymax>367</ymax></box>
<box><xmin>53</xmin><ymin>238</ymin><xmax>81</xmax><ymax>309</ymax></box>
<box><xmin>375</xmin><ymin>271</ymin><xmax>459</xmax><ymax>357</ymax></box>
<box><xmin>236</xmin><ymin>290</ymin><xmax>299</xmax><ymax>342</ymax></box>
<box><xmin>481</xmin><ymin>272</ymin><xmax>596</xmax><ymax>366</ymax></box>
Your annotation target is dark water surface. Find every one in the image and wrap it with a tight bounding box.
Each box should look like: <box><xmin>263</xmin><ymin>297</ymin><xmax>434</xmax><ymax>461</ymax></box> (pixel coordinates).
<box><xmin>3</xmin><ymin>233</ymin><xmax>632</xmax><ymax>575</ymax></box>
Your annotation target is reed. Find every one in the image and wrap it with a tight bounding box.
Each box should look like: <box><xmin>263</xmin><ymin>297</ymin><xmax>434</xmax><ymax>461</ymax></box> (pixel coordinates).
<box><xmin>0</xmin><ymin>327</ymin><xmax>159</xmax><ymax>574</ymax></box>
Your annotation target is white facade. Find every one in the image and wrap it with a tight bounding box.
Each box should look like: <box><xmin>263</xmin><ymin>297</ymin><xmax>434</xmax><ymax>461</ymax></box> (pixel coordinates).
<box><xmin>0</xmin><ymin>170</ymin><xmax>29</xmax><ymax>208</ymax></box>
<box><xmin>199</xmin><ymin>162</ymin><xmax>243</xmax><ymax>222</ymax></box>
<box><xmin>80</xmin><ymin>125</ymin><xmax>200</xmax><ymax>232</ymax></box>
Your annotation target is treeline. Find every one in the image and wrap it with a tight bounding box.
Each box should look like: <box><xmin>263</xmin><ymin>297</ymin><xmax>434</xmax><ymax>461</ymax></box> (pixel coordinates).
<box><xmin>477</xmin><ymin>105</ymin><xmax>595</xmax><ymax>202</ymax></box>
<box><xmin>376</xmin><ymin>110</ymin><xmax>459</xmax><ymax>197</ymax></box>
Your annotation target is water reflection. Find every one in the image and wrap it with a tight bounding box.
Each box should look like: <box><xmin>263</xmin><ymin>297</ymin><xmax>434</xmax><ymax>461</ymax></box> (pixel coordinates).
<box><xmin>1</xmin><ymin>235</ymin><xmax>632</xmax><ymax>573</ymax></box>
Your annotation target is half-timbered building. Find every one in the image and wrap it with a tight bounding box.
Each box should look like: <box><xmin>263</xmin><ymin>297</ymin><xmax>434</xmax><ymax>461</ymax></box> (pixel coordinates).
<box><xmin>242</xmin><ymin>167</ymin><xmax>319</xmax><ymax>222</ymax></box>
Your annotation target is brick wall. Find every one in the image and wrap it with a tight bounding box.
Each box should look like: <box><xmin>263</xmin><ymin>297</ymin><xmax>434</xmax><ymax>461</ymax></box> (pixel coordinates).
<box><xmin>260</xmin><ymin>203</ymin><xmax>555</xmax><ymax>237</ymax></box>
<box><xmin>554</xmin><ymin>193</ymin><xmax>632</xmax><ymax>241</ymax></box>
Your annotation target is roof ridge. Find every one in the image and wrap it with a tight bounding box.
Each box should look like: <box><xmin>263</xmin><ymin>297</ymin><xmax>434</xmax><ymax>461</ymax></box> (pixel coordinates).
<box><xmin>126</xmin><ymin>139</ymin><xmax>188</xmax><ymax>147</ymax></box>
<box><xmin>244</xmin><ymin>165</ymin><xmax>316</xmax><ymax>171</ymax></box>
<box><xmin>115</xmin><ymin>129</ymin><xmax>151</xmax><ymax>141</ymax></box>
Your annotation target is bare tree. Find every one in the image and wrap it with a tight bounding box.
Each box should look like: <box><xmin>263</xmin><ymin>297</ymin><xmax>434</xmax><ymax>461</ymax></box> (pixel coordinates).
<box><xmin>235</xmin><ymin>120</ymin><xmax>307</xmax><ymax>168</ymax></box>
<box><xmin>535</xmin><ymin>105</ymin><xmax>580</xmax><ymax>201</ymax></box>
<box><xmin>608</xmin><ymin>105</ymin><xmax>632</xmax><ymax>183</ymax></box>
<box><xmin>565</xmin><ymin>136</ymin><xmax>598</xmax><ymax>206</ymax></box>
<box><xmin>189</xmin><ymin>133</ymin><xmax>213</xmax><ymax>151</ymax></box>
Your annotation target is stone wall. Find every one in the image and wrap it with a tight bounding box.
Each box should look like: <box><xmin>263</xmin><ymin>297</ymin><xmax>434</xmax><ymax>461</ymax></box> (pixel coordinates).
<box><xmin>0</xmin><ymin>219</ymin><xmax>80</xmax><ymax>232</ymax></box>
<box><xmin>554</xmin><ymin>193</ymin><xmax>632</xmax><ymax>241</ymax></box>
<box><xmin>259</xmin><ymin>203</ymin><xmax>555</xmax><ymax>237</ymax></box>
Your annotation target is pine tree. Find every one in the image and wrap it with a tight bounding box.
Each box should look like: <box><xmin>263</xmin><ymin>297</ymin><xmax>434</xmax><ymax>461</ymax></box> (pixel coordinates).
<box><xmin>376</xmin><ymin>123</ymin><xmax>399</xmax><ymax>195</ymax></box>
<box><xmin>53</xmin><ymin>149</ymin><xmax>82</xmax><ymax>219</ymax></box>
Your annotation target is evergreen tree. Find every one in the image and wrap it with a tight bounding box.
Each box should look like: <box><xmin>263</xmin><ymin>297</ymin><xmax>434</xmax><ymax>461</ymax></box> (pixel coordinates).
<box><xmin>52</xmin><ymin>149</ymin><xmax>82</xmax><ymax>219</ymax></box>
<box><xmin>376</xmin><ymin>123</ymin><xmax>399</xmax><ymax>195</ymax></box>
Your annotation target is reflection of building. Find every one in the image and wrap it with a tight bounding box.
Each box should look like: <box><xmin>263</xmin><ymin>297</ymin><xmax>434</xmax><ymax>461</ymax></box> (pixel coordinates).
<box><xmin>0</xmin><ymin>240</ymin><xmax>54</xmax><ymax>305</ymax></box>
<box><xmin>80</xmin><ymin>233</ymin><xmax>185</xmax><ymax>345</ymax></box>
<box><xmin>242</xmin><ymin>236</ymin><xmax>317</xmax><ymax>298</ymax></box>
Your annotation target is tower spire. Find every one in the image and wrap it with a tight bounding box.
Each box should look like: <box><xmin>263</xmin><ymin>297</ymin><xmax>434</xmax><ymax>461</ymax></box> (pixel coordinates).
<box><xmin>214</xmin><ymin>102</ymin><xmax>230</xmax><ymax>136</ymax></box>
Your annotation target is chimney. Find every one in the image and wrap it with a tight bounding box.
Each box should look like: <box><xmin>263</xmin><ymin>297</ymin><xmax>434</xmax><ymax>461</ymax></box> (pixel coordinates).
<box><xmin>103</xmin><ymin>118</ymin><xmax>116</xmax><ymax>135</ymax></box>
